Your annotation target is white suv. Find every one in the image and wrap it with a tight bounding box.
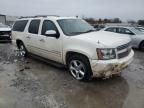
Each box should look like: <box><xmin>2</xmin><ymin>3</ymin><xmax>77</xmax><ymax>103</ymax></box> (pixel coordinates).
<box><xmin>12</xmin><ymin>16</ymin><xmax>134</xmax><ymax>81</ymax></box>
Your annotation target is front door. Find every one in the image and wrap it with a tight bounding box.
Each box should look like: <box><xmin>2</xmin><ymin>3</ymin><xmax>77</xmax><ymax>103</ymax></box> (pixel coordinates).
<box><xmin>38</xmin><ymin>20</ymin><xmax>62</xmax><ymax>63</ymax></box>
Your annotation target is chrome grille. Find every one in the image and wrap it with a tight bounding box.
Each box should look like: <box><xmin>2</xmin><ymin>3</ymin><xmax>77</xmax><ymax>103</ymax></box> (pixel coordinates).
<box><xmin>0</xmin><ymin>31</ymin><xmax>11</xmax><ymax>35</ymax></box>
<box><xmin>117</xmin><ymin>42</ymin><xmax>130</xmax><ymax>51</ymax></box>
<box><xmin>118</xmin><ymin>48</ymin><xmax>131</xmax><ymax>59</ymax></box>
<box><xmin>117</xmin><ymin>42</ymin><xmax>131</xmax><ymax>59</ymax></box>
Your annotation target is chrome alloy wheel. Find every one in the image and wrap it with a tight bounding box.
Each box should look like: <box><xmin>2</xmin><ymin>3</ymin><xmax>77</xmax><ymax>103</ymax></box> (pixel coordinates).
<box><xmin>19</xmin><ymin>44</ymin><xmax>26</xmax><ymax>57</ymax></box>
<box><xmin>69</xmin><ymin>60</ymin><xmax>86</xmax><ymax>80</ymax></box>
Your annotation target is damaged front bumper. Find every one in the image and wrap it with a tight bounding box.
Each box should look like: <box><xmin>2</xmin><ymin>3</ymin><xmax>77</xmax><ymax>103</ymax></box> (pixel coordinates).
<box><xmin>90</xmin><ymin>50</ymin><xmax>134</xmax><ymax>78</ymax></box>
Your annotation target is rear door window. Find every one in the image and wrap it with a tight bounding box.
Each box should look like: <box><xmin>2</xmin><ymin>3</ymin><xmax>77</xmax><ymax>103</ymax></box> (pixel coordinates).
<box><xmin>119</xmin><ymin>28</ymin><xmax>133</xmax><ymax>35</ymax></box>
<box><xmin>13</xmin><ymin>20</ymin><xmax>28</xmax><ymax>32</ymax></box>
<box><xmin>105</xmin><ymin>27</ymin><xmax>116</xmax><ymax>33</ymax></box>
<box><xmin>28</xmin><ymin>20</ymin><xmax>40</xmax><ymax>34</ymax></box>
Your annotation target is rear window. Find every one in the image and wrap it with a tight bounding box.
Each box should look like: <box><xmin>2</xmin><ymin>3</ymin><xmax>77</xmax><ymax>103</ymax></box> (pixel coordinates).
<box><xmin>13</xmin><ymin>20</ymin><xmax>28</xmax><ymax>32</ymax></box>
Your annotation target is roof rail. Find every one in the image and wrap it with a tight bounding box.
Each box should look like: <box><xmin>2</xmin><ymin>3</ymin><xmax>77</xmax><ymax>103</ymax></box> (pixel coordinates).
<box><xmin>18</xmin><ymin>15</ymin><xmax>59</xmax><ymax>19</ymax></box>
<box><xmin>35</xmin><ymin>15</ymin><xmax>59</xmax><ymax>17</ymax></box>
<box><xmin>18</xmin><ymin>16</ymin><xmax>34</xmax><ymax>19</ymax></box>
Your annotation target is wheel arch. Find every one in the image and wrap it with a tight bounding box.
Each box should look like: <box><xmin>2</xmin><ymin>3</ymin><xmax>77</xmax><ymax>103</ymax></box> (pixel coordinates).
<box><xmin>65</xmin><ymin>51</ymin><xmax>90</xmax><ymax>65</ymax></box>
<box><xmin>139</xmin><ymin>40</ymin><xmax>144</xmax><ymax>49</ymax></box>
<box><xmin>65</xmin><ymin>51</ymin><xmax>93</xmax><ymax>80</ymax></box>
<box><xmin>16</xmin><ymin>39</ymin><xmax>23</xmax><ymax>48</ymax></box>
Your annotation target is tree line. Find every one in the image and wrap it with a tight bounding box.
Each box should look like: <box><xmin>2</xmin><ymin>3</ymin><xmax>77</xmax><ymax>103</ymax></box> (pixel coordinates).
<box><xmin>84</xmin><ymin>18</ymin><xmax>144</xmax><ymax>26</ymax></box>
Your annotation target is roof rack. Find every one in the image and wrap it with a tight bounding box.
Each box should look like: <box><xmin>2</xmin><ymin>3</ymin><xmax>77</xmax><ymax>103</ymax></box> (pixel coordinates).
<box><xmin>18</xmin><ymin>15</ymin><xmax>59</xmax><ymax>19</ymax></box>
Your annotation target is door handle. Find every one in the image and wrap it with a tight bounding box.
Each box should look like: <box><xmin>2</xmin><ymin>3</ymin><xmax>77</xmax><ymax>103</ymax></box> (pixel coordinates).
<box><xmin>39</xmin><ymin>39</ymin><xmax>45</xmax><ymax>42</ymax></box>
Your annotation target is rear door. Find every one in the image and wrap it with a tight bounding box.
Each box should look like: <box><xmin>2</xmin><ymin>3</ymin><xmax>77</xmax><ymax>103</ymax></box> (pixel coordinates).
<box><xmin>26</xmin><ymin>19</ymin><xmax>41</xmax><ymax>55</ymax></box>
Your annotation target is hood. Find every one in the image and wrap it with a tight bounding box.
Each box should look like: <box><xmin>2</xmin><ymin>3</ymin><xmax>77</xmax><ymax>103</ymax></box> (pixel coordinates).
<box><xmin>0</xmin><ymin>27</ymin><xmax>11</xmax><ymax>31</ymax></box>
<box><xmin>72</xmin><ymin>31</ymin><xmax>131</xmax><ymax>48</ymax></box>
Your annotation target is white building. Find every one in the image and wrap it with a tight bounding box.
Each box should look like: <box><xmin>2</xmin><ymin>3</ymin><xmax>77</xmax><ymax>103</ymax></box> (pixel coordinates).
<box><xmin>0</xmin><ymin>14</ymin><xmax>18</xmax><ymax>26</ymax></box>
<box><xmin>6</xmin><ymin>16</ymin><xmax>18</xmax><ymax>26</ymax></box>
<box><xmin>0</xmin><ymin>14</ymin><xmax>6</xmax><ymax>24</ymax></box>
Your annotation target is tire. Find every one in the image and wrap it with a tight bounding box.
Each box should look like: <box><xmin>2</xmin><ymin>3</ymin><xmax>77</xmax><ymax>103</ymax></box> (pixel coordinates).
<box><xmin>67</xmin><ymin>54</ymin><xmax>92</xmax><ymax>81</ymax></box>
<box><xmin>18</xmin><ymin>42</ymin><xmax>27</xmax><ymax>57</ymax></box>
<box><xmin>139</xmin><ymin>41</ymin><xmax>144</xmax><ymax>51</ymax></box>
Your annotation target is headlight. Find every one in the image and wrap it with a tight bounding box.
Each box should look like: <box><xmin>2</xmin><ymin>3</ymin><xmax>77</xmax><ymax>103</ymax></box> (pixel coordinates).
<box><xmin>97</xmin><ymin>48</ymin><xmax>116</xmax><ymax>60</ymax></box>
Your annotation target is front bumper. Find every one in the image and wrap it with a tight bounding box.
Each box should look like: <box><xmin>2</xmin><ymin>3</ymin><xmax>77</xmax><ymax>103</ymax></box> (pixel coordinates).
<box><xmin>90</xmin><ymin>50</ymin><xmax>134</xmax><ymax>78</ymax></box>
<box><xmin>0</xmin><ymin>31</ymin><xmax>11</xmax><ymax>42</ymax></box>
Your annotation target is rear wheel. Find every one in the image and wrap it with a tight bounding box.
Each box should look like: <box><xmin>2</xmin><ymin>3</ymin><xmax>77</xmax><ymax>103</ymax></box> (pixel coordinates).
<box><xmin>139</xmin><ymin>41</ymin><xmax>144</xmax><ymax>51</ymax></box>
<box><xmin>67</xmin><ymin>54</ymin><xmax>92</xmax><ymax>81</ymax></box>
<box><xmin>18</xmin><ymin>42</ymin><xmax>27</xmax><ymax>57</ymax></box>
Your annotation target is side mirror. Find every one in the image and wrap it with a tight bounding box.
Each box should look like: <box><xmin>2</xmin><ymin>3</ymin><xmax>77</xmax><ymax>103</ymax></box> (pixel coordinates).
<box><xmin>45</xmin><ymin>30</ymin><xmax>56</xmax><ymax>35</ymax></box>
<box><xmin>45</xmin><ymin>30</ymin><xmax>59</xmax><ymax>38</ymax></box>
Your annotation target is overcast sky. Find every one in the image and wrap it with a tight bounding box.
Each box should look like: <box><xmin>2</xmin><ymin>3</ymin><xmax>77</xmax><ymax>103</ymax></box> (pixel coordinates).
<box><xmin>0</xmin><ymin>0</ymin><xmax>143</xmax><ymax>21</ymax></box>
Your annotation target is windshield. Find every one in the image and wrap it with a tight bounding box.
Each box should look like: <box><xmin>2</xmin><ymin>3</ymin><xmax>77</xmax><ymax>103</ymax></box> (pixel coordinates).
<box><xmin>130</xmin><ymin>27</ymin><xmax>144</xmax><ymax>35</ymax></box>
<box><xmin>57</xmin><ymin>19</ymin><xmax>95</xmax><ymax>36</ymax></box>
<box><xmin>0</xmin><ymin>23</ymin><xmax>8</xmax><ymax>28</ymax></box>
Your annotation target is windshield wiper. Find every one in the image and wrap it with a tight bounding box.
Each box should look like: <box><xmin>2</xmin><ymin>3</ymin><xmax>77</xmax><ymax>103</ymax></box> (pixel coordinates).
<box><xmin>69</xmin><ymin>32</ymin><xmax>85</xmax><ymax>35</ymax></box>
<box><xmin>68</xmin><ymin>30</ymin><xmax>96</xmax><ymax>36</ymax></box>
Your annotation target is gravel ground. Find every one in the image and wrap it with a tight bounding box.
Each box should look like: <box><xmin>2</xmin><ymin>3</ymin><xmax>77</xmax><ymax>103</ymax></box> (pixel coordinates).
<box><xmin>0</xmin><ymin>43</ymin><xmax>144</xmax><ymax>108</ymax></box>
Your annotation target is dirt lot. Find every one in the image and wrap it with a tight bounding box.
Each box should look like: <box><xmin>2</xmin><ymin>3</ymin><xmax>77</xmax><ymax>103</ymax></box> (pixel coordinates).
<box><xmin>0</xmin><ymin>43</ymin><xmax>144</xmax><ymax>108</ymax></box>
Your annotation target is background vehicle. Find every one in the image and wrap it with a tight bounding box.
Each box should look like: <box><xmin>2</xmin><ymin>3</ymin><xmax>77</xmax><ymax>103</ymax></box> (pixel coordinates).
<box><xmin>0</xmin><ymin>23</ymin><xmax>11</xmax><ymax>42</ymax></box>
<box><xmin>12</xmin><ymin>16</ymin><xmax>134</xmax><ymax>81</ymax></box>
<box><xmin>92</xmin><ymin>24</ymin><xmax>105</xmax><ymax>31</ymax></box>
<box><xmin>101</xmin><ymin>26</ymin><xmax>144</xmax><ymax>50</ymax></box>
<box><xmin>135</xmin><ymin>27</ymin><xmax>144</xmax><ymax>33</ymax></box>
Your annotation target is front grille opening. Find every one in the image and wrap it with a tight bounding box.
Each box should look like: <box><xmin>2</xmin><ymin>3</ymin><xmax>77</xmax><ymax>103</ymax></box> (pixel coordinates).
<box><xmin>118</xmin><ymin>48</ymin><xmax>131</xmax><ymax>59</ymax></box>
<box><xmin>117</xmin><ymin>42</ymin><xmax>131</xmax><ymax>51</ymax></box>
<box><xmin>117</xmin><ymin>42</ymin><xmax>131</xmax><ymax>59</ymax></box>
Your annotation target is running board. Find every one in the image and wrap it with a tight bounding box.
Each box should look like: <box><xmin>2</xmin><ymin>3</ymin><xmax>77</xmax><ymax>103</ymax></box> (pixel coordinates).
<box><xmin>28</xmin><ymin>53</ymin><xmax>65</xmax><ymax>68</ymax></box>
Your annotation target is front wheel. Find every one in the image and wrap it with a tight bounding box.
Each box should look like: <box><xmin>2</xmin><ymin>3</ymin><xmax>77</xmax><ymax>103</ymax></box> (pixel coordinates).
<box><xmin>67</xmin><ymin>54</ymin><xmax>92</xmax><ymax>81</ymax></box>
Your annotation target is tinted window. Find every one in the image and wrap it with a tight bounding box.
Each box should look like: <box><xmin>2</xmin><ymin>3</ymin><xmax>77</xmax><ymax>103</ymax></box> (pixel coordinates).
<box><xmin>13</xmin><ymin>20</ymin><xmax>28</xmax><ymax>32</ymax></box>
<box><xmin>41</xmin><ymin>20</ymin><xmax>59</xmax><ymax>36</ymax></box>
<box><xmin>28</xmin><ymin>20</ymin><xmax>40</xmax><ymax>34</ymax></box>
<box><xmin>105</xmin><ymin>27</ymin><xmax>116</xmax><ymax>33</ymax></box>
